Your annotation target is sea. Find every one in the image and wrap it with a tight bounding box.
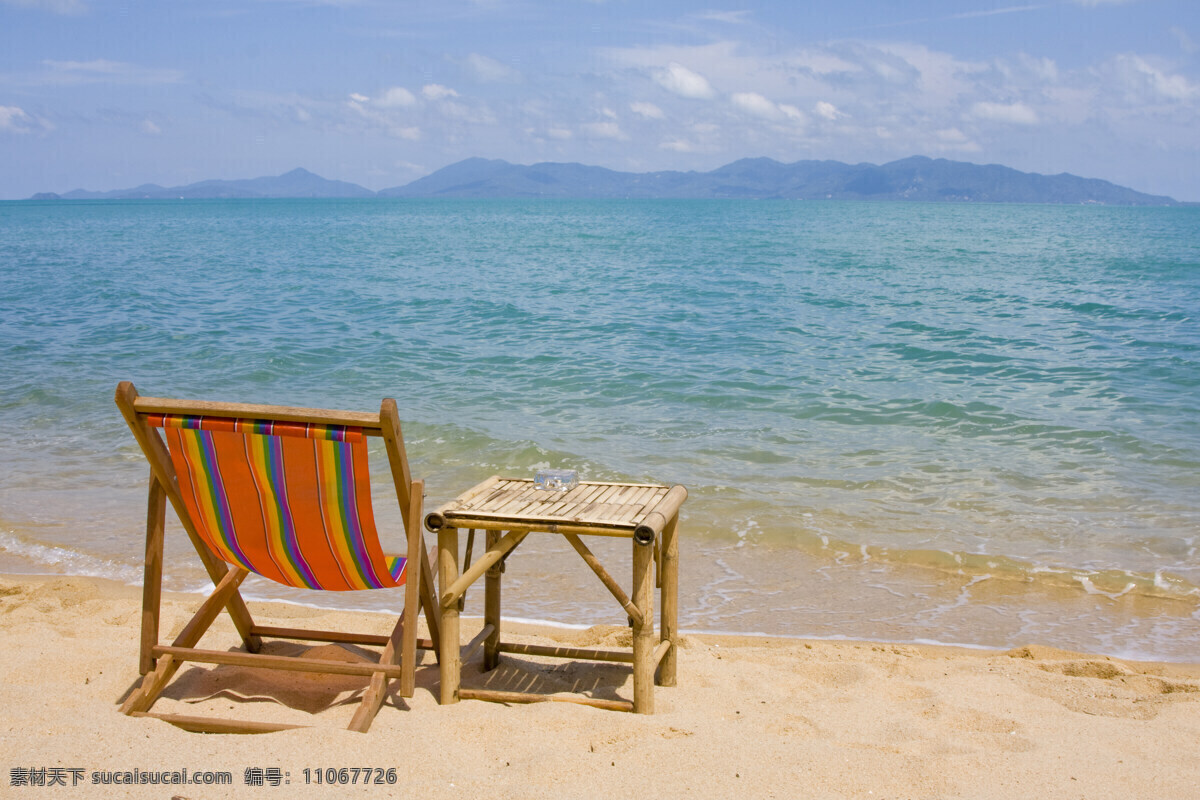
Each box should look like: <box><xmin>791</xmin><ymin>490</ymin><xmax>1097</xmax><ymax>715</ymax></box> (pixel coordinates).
<box><xmin>1</xmin><ymin>198</ymin><xmax>1197</xmax><ymax>662</ymax></box>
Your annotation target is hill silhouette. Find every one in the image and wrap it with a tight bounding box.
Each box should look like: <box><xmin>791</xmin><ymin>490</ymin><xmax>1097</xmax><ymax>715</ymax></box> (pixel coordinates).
<box><xmin>32</xmin><ymin>158</ymin><xmax>1180</xmax><ymax>205</ymax></box>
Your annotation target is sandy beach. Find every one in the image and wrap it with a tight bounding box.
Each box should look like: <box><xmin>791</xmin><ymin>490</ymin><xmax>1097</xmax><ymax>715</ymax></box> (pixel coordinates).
<box><xmin>0</xmin><ymin>573</ymin><xmax>1196</xmax><ymax>799</ymax></box>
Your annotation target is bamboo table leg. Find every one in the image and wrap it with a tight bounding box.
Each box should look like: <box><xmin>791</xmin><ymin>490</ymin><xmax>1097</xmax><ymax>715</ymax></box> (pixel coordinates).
<box><xmin>658</xmin><ymin>513</ymin><xmax>679</xmax><ymax>687</ymax></box>
<box><xmin>438</xmin><ymin>526</ymin><xmax>460</xmax><ymax>705</ymax></box>
<box><xmin>631</xmin><ymin>535</ymin><xmax>656</xmax><ymax>714</ymax></box>
<box><xmin>484</xmin><ymin>530</ymin><xmax>502</xmax><ymax>671</ymax></box>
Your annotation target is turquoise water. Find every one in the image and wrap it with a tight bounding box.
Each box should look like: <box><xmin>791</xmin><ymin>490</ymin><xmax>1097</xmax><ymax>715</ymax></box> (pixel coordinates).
<box><xmin>1</xmin><ymin>199</ymin><xmax>1198</xmax><ymax>659</ymax></box>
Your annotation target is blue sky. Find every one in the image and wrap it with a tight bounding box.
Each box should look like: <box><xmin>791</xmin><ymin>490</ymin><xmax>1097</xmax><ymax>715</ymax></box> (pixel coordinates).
<box><xmin>1</xmin><ymin>0</ymin><xmax>1197</xmax><ymax>200</ymax></box>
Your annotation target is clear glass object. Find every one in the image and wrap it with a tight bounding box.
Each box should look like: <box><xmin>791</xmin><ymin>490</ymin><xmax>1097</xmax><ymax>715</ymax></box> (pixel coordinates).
<box><xmin>534</xmin><ymin>469</ymin><xmax>579</xmax><ymax>492</ymax></box>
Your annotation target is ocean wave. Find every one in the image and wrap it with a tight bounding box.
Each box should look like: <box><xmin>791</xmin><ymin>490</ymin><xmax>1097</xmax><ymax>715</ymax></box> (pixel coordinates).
<box><xmin>0</xmin><ymin>531</ymin><xmax>142</xmax><ymax>584</ymax></box>
<box><xmin>3</xmin><ymin>198</ymin><xmax>1199</xmax><ymax>660</ymax></box>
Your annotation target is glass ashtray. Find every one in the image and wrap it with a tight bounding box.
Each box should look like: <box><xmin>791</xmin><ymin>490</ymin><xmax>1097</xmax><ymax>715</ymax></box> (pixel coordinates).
<box><xmin>534</xmin><ymin>469</ymin><xmax>579</xmax><ymax>492</ymax></box>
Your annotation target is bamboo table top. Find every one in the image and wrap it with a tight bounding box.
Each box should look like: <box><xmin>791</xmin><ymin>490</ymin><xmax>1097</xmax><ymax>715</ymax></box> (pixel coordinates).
<box><xmin>426</xmin><ymin>476</ymin><xmax>675</xmax><ymax>536</ymax></box>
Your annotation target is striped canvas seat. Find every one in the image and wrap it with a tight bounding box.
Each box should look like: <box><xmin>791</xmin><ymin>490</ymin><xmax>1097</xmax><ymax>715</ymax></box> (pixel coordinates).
<box><xmin>150</xmin><ymin>413</ymin><xmax>405</xmax><ymax>591</ymax></box>
<box><xmin>115</xmin><ymin>383</ymin><xmax>439</xmax><ymax>733</ymax></box>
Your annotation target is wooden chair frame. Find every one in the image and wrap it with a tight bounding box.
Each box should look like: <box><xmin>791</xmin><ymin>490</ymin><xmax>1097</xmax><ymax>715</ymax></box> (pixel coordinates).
<box><xmin>114</xmin><ymin>381</ymin><xmax>440</xmax><ymax>733</ymax></box>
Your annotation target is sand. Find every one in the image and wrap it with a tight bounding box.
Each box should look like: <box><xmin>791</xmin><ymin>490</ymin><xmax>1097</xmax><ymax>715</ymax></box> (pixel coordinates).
<box><xmin>0</xmin><ymin>573</ymin><xmax>1197</xmax><ymax>799</ymax></box>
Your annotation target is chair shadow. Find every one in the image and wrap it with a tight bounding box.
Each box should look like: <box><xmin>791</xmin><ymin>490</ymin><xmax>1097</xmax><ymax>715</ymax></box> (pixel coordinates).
<box><xmin>118</xmin><ymin>640</ymin><xmax>440</xmax><ymax>718</ymax></box>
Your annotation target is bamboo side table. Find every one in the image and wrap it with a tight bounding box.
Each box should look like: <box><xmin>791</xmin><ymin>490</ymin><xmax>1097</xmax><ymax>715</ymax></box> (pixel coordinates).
<box><xmin>425</xmin><ymin>476</ymin><xmax>687</xmax><ymax>714</ymax></box>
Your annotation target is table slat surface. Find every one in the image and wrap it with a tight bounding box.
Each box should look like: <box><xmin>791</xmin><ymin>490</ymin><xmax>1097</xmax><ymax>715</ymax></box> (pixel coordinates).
<box><xmin>439</xmin><ymin>479</ymin><xmax>670</xmax><ymax>531</ymax></box>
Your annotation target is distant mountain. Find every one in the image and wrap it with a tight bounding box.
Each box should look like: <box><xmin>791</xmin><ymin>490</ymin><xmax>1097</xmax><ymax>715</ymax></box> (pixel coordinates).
<box><xmin>379</xmin><ymin>156</ymin><xmax>1179</xmax><ymax>205</ymax></box>
<box><xmin>49</xmin><ymin>168</ymin><xmax>374</xmax><ymax>200</ymax></box>
<box><xmin>32</xmin><ymin>159</ymin><xmax>1181</xmax><ymax>205</ymax></box>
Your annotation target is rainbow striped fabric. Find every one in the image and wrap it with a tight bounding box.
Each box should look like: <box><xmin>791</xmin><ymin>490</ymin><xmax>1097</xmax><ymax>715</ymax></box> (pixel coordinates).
<box><xmin>149</xmin><ymin>413</ymin><xmax>406</xmax><ymax>591</ymax></box>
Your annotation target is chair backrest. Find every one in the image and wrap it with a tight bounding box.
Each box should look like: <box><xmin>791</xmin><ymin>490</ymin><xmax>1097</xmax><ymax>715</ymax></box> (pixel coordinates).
<box><xmin>116</xmin><ymin>383</ymin><xmax>416</xmax><ymax>592</ymax></box>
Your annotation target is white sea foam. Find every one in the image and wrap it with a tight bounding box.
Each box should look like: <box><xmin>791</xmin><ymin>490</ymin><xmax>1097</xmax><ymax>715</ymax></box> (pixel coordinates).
<box><xmin>1075</xmin><ymin>576</ymin><xmax>1136</xmax><ymax>599</ymax></box>
<box><xmin>866</xmin><ymin>582</ymin><xmax>907</xmax><ymax>600</ymax></box>
<box><xmin>733</xmin><ymin>518</ymin><xmax>760</xmax><ymax>548</ymax></box>
<box><xmin>0</xmin><ymin>531</ymin><xmax>141</xmax><ymax>584</ymax></box>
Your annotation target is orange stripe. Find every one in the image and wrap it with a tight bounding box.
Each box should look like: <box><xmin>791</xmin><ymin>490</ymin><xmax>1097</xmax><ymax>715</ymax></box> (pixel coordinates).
<box><xmin>155</xmin><ymin>414</ymin><xmax>405</xmax><ymax>591</ymax></box>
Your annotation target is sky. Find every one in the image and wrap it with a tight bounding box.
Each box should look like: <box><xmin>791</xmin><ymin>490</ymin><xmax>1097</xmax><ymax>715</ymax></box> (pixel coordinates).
<box><xmin>1</xmin><ymin>0</ymin><xmax>1197</xmax><ymax>200</ymax></box>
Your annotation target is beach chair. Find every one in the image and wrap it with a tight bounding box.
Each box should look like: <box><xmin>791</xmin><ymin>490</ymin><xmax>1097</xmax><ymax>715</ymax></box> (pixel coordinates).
<box><xmin>114</xmin><ymin>381</ymin><xmax>440</xmax><ymax>733</ymax></box>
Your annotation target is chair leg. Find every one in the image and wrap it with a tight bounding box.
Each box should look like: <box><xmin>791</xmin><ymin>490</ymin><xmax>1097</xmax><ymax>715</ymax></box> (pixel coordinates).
<box><xmin>122</xmin><ymin>567</ymin><xmax>248</xmax><ymax>715</ymax></box>
<box><xmin>399</xmin><ymin>480</ymin><xmax>424</xmax><ymax>697</ymax></box>
<box><xmin>140</xmin><ymin>474</ymin><xmax>166</xmax><ymax>675</ymax></box>
<box><xmin>348</xmin><ymin>615</ymin><xmax>406</xmax><ymax>733</ymax></box>
<box><xmin>124</xmin><ymin>546</ymin><xmax>432</xmax><ymax>731</ymax></box>
<box><xmin>350</xmin><ymin>479</ymin><xmax>425</xmax><ymax>732</ymax></box>
<box><xmin>121</xmin><ymin>653</ymin><xmax>180</xmax><ymax>715</ymax></box>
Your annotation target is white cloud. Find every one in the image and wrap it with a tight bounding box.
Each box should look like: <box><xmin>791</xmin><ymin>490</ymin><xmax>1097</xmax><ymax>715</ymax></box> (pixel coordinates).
<box><xmin>609</xmin><ymin>41</ymin><xmax>813</xmax><ymax>98</ymax></box>
<box><xmin>1041</xmin><ymin>86</ymin><xmax>1095</xmax><ymax>124</ymax></box>
<box><xmin>934</xmin><ymin>127</ymin><xmax>981</xmax><ymax>152</ymax></box>
<box><xmin>1111</xmin><ymin>54</ymin><xmax>1196</xmax><ymax>101</ymax></box>
<box><xmin>947</xmin><ymin>5</ymin><xmax>1044</xmax><ymax>21</ymax></box>
<box><xmin>1170</xmin><ymin>26</ymin><xmax>1197</xmax><ymax>55</ymax></box>
<box><xmin>438</xmin><ymin>100</ymin><xmax>494</xmax><ymax>124</ymax></box>
<box><xmin>465</xmin><ymin>53</ymin><xmax>520</xmax><ymax>83</ymax></box>
<box><xmin>0</xmin><ymin>105</ymin><xmax>33</xmax><ymax>133</ymax></box>
<box><xmin>346</xmin><ymin>90</ymin><xmax>421</xmax><ymax>140</ymax></box>
<box><xmin>139</xmin><ymin>119</ymin><xmax>161</xmax><ymax>135</ymax></box>
<box><xmin>779</xmin><ymin>104</ymin><xmax>806</xmax><ymax>122</ymax></box>
<box><xmin>600</xmin><ymin>34</ymin><xmax>1198</xmax><ymax>193</ymax></box>
<box><xmin>783</xmin><ymin>49</ymin><xmax>862</xmax><ymax>78</ymax></box>
<box><xmin>215</xmin><ymin>89</ymin><xmax>323</xmax><ymax>127</ymax></box>
<box><xmin>935</xmin><ymin>127</ymin><xmax>970</xmax><ymax>143</ymax></box>
<box><xmin>1</xmin><ymin>0</ymin><xmax>86</xmax><ymax>14</ymax></box>
<box><xmin>695</xmin><ymin>10</ymin><xmax>752</xmax><ymax>24</ymax></box>
<box><xmin>731</xmin><ymin>91</ymin><xmax>781</xmax><ymax>119</ymax></box>
<box><xmin>659</xmin><ymin>125</ymin><xmax>720</xmax><ymax>154</ymax></box>
<box><xmin>616</xmin><ymin>41</ymin><xmax>846</xmax><ymax>114</ymax></box>
<box><xmin>873</xmin><ymin>43</ymin><xmax>986</xmax><ymax>108</ymax></box>
<box><xmin>1012</xmin><ymin>54</ymin><xmax>1059</xmax><ymax>83</ymax></box>
<box><xmin>580</xmin><ymin>121</ymin><xmax>627</xmax><ymax>140</ymax></box>
<box><xmin>730</xmin><ymin>93</ymin><xmax>806</xmax><ymax>125</ymax></box>
<box><xmin>971</xmin><ymin>101</ymin><xmax>1039</xmax><ymax>124</ymax></box>
<box><xmin>376</xmin><ymin>87</ymin><xmax>417</xmax><ymax>107</ymax></box>
<box><xmin>630</xmin><ymin>101</ymin><xmax>665</xmax><ymax>119</ymax></box>
<box><xmin>814</xmin><ymin>100</ymin><xmax>844</xmax><ymax>120</ymax></box>
<box><xmin>40</xmin><ymin>59</ymin><xmax>183</xmax><ymax>85</ymax></box>
<box><xmin>422</xmin><ymin>84</ymin><xmax>458</xmax><ymax>100</ymax></box>
<box><xmin>654</xmin><ymin>62</ymin><xmax>715</xmax><ymax>99</ymax></box>
<box><xmin>661</xmin><ymin>138</ymin><xmax>696</xmax><ymax>152</ymax></box>
<box><xmin>547</xmin><ymin>127</ymin><xmax>573</xmax><ymax>140</ymax></box>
